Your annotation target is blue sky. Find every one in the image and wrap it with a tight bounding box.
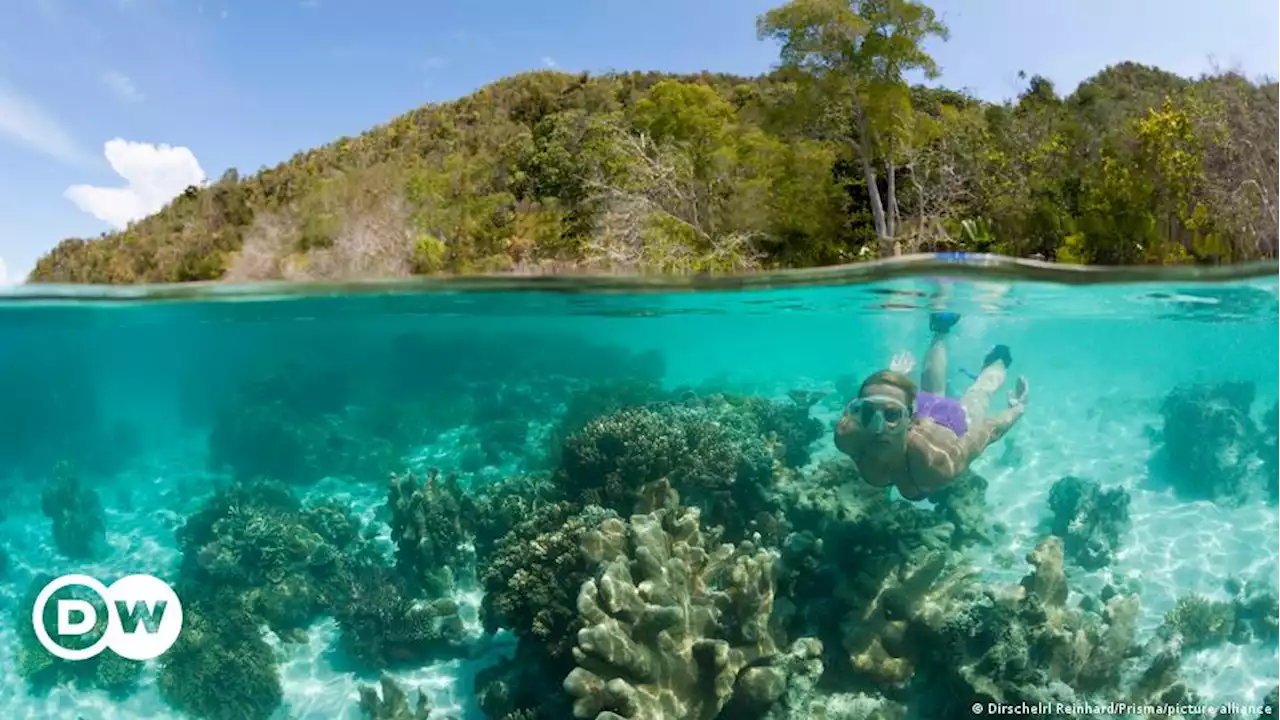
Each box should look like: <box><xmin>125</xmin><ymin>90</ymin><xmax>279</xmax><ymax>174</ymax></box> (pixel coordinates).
<box><xmin>1</xmin><ymin>0</ymin><xmax>1276</xmax><ymax>284</ymax></box>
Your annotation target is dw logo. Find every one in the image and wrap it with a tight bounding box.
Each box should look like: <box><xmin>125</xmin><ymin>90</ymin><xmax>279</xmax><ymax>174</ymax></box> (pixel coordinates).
<box><xmin>32</xmin><ymin>574</ymin><xmax>184</xmax><ymax>661</ymax></box>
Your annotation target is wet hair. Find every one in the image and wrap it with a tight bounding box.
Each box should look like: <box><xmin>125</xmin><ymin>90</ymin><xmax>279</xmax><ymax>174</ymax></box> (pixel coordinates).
<box><xmin>859</xmin><ymin>370</ymin><xmax>917</xmax><ymax>408</ymax></box>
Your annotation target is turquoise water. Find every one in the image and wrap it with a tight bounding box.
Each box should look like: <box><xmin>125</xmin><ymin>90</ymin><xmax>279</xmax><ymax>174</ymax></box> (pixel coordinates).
<box><xmin>1</xmin><ymin>260</ymin><xmax>1278</xmax><ymax>720</ymax></box>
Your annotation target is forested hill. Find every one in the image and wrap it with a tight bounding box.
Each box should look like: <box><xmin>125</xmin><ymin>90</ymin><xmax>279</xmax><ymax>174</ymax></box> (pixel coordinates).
<box><xmin>29</xmin><ymin>4</ymin><xmax>1279</xmax><ymax>284</ymax></box>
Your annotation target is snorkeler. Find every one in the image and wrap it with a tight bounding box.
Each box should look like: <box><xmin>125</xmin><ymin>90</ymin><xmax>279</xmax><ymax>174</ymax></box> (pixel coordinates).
<box><xmin>834</xmin><ymin>311</ymin><xmax>1029</xmax><ymax>500</ymax></box>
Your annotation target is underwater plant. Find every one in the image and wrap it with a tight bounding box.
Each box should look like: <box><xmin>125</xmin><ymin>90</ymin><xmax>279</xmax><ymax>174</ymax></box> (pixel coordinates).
<box><xmin>1155</xmin><ymin>381</ymin><xmax>1265</xmax><ymax>505</ymax></box>
<box><xmin>1046</xmin><ymin>475</ymin><xmax>1132</xmax><ymax>570</ymax></box>
<box><xmin>1159</xmin><ymin>579</ymin><xmax>1279</xmax><ymax>651</ymax></box>
<box><xmin>14</xmin><ymin>574</ymin><xmax>145</xmax><ymax>697</ymax></box>
<box><xmin>40</xmin><ymin>461</ymin><xmax>106</xmax><ymax>559</ymax></box>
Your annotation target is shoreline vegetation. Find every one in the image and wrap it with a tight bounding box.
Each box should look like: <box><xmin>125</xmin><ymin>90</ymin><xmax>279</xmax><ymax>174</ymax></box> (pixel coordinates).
<box><xmin>29</xmin><ymin>0</ymin><xmax>1280</xmax><ymax>285</ymax></box>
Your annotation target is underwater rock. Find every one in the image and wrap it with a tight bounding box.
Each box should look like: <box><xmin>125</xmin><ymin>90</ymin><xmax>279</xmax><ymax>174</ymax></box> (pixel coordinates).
<box><xmin>357</xmin><ymin>674</ymin><xmax>435</xmax><ymax>720</ymax></box>
<box><xmin>1156</xmin><ymin>382</ymin><xmax>1263</xmax><ymax>506</ymax></box>
<box><xmin>563</xmin><ymin>505</ymin><xmax>790</xmax><ymax>720</ymax></box>
<box><xmin>1046</xmin><ymin>476</ymin><xmax>1131</xmax><ymax>570</ymax></box>
<box><xmin>40</xmin><ymin>461</ymin><xmax>105</xmax><ymax>559</ymax></box>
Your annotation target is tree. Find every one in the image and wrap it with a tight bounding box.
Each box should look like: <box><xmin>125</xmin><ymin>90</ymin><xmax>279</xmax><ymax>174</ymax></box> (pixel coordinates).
<box><xmin>758</xmin><ymin>0</ymin><xmax>948</xmax><ymax>256</ymax></box>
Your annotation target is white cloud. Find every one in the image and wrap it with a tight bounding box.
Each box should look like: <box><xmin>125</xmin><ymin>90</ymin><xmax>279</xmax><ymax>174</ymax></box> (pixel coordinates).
<box><xmin>0</xmin><ymin>256</ymin><xmax>10</xmax><ymax>286</ymax></box>
<box><xmin>64</xmin><ymin>139</ymin><xmax>207</xmax><ymax>230</ymax></box>
<box><xmin>102</xmin><ymin>70</ymin><xmax>144</xmax><ymax>103</ymax></box>
<box><xmin>541</xmin><ymin>56</ymin><xmax>558</xmax><ymax>68</ymax></box>
<box><xmin>0</xmin><ymin>87</ymin><xmax>85</xmax><ymax>165</ymax></box>
<box><xmin>423</xmin><ymin>56</ymin><xmax>448</xmax><ymax>71</ymax></box>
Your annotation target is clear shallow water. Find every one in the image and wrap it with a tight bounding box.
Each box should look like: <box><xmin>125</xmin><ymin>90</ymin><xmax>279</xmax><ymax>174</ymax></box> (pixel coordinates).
<box><xmin>1</xmin><ymin>259</ymin><xmax>1278</xmax><ymax>720</ymax></box>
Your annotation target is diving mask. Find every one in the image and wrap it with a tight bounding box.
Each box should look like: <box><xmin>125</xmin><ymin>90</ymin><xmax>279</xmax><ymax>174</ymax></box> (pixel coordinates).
<box><xmin>849</xmin><ymin>394</ymin><xmax>911</xmax><ymax>433</ymax></box>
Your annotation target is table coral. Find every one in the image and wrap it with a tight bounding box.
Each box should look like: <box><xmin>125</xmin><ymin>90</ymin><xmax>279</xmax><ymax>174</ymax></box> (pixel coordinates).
<box><xmin>562</xmin><ymin>506</ymin><xmax>786</xmax><ymax>720</ymax></box>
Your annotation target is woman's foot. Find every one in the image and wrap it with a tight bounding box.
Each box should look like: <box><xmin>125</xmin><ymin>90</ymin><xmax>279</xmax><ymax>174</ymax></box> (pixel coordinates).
<box><xmin>983</xmin><ymin>344</ymin><xmax>1013</xmax><ymax>369</ymax></box>
<box><xmin>930</xmin><ymin>311</ymin><xmax>961</xmax><ymax>335</ymax></box>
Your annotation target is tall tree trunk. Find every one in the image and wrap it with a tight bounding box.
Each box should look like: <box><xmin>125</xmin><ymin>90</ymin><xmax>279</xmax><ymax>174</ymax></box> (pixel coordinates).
<box><xmin>852</xmin><ymin>94</ymin><xmax>891</xmax><ymax>255</ymax></box>
<box><xmin>886</xmin><ymin>157</ymin><xmax>899</xmax><ymax>253</ymax></box>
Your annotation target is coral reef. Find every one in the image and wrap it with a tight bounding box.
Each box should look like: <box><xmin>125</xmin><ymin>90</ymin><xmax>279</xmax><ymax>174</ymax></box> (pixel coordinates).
<box><xmin>157</xmin><ymin>602</ymin><xmax>284</xmax><ymax>720</ymax></box>
<box><xmin>1159</xmin><ymin>596</ymin><xmax>1238</xmax><ymax>650</ymax></box>
<box><xmin>481</xmin><ymin>502</ymin><xmax>619</xmax><ymax>661</ymax></box>
<box><xmin>14</xmin><ymin>574</ymin><xmax>144</xmax><ymax>696</ymax></box>
<box><xmin>387</xmin><ymin>469</ymin><xmax>475</xmax><ymax>596</ymax></box>
<box><xmin>40</xmin><ymin>461</ymin><xmax>105</xmax><ymax>559</ymax></box>
<box><xmin>1159</xmin><ymin>579</ymin><xmax>1280</xmax><ymax>651</ymax></box>
<box><xmin>358</xmin><ymin>674</ymin><xmax>436</xmax><ymax>720</ymax></box>
<box><xmin>1046</xmin><ymin>476</ymin><xmax>1131</xmax><ymax>570</ymax></box>
<box><xmin>176</xmin><ymin>480</ymin><xmax>373</xmax><ymax>637</ymax></box>
<box><xmin>929</xmin><ymin>472</ymin><xmax>999</xmax><ymax>548</ymax></box>
<box><xmin>840</xmin><ymin>552</ymin><xmax>977</xmax><ymax>690</ymax></box>
<box><xmin>333</xmin><ymin>564</ymin><xmax>470</xmax><ymax>669</ymax></box>
<box><xmin>558</xmin><ymin>399</ymin><xmax>781</xmax><ymax>541</ymax></box>
<box><xmin>563</xmin><ymin>505</ymin><xmax>797</xmax><ymax>719</ymax></box>
<box><xmin>914</xmin><ymin>537</ymin><xmax>1150</xmax><ymax>714</ymax></box>
<box><xmin>1156</xmin><ymin>382</ymin><xmax>1264</xmax><ymax>505</ymax></box>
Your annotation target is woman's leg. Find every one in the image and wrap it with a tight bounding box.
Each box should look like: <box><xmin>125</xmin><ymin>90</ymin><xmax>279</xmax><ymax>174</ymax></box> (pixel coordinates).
<box><xmin>921</xmin><ymin>312</ymin><xmax>960</xmax><ymax>395</ymax></box>
<box><xmin>960</xmin><ymin>345</ymin><xmax>1012</xmax><ymax>426</ymax></box>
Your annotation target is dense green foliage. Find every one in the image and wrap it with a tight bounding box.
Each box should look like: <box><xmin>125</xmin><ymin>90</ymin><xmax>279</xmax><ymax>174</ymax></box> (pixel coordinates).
<box><xmin>29</xmin><ymin>1</ymin><xmax>1278</xmax><ymax>283</ymax></box>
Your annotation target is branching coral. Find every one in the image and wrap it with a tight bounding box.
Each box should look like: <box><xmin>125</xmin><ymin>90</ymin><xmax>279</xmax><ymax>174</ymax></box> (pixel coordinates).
<box><xmin>177</xmin><ymin>480</ymin><xmax>372</xmax><ymax>637</ymax></box>
<box><xmin>333</xmin><ymin>564</ymin><xmax>469</xmax><ymax>670</ymax></box>
<box><xmin>157</xmin><ymin>601</ymin><xmax>283</xmax><ymax>720</ymax></box>
<box><xmin>1160</xmin><ymin>596</ymin><xmax>1237</xmax><ymax>650</ymax></box>
<box><xmin>40</xmin><ymin>461</ymin><xmax>105</xmax><ymax>559</ymax></box>
<box><xmin>562</xmin><ymin>506</ymin><xmax>791</xmax><ymax>720</ymax></box>
<box><xmin>358</xmin><ymin>674</ymin><xmax>434</xmax><ymax>720</ymax></box>
<box><xmin>388</xmin><ymin>469</ymin><xmax>475</xmax><ymax>597</ymax></box>
<box><xmin>1156</xmin><ymin>382</ymin><xmax>1264</xmax><ymax>505</ymax></box>
<box><xmin>1158</xmin><ymin>579</ymin><xmax>1279</xmax><ymax>650</ymax></box>
<box><xmin>1046</xmin><ymin>476</ymin><xmax>1131</xmax><ymax>570</ymax></box>
<box><xmin>481</xmin><ymin>502</ymin><xmax>619</xmax><ymax>661</ymax></box>
<box><xmin>558</xmin><ymin>401</ymin><xmax>780</xmax><ymax>541</ymax></box>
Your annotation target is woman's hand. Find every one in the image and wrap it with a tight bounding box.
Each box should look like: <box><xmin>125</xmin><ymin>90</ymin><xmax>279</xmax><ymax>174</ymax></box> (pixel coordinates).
<box><xmin>890</xmin><ymin>351</ymin><xmax>916</xmax><ymax>375</ymax></box>
<box><xmin>1007</xmin><ymin>376</ymin><xmax>1029</xmax><ymax>408</ymax></box>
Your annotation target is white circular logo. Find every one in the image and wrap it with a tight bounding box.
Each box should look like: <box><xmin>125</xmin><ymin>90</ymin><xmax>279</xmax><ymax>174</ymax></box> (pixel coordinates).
<box><xmin>32</xmin><ymin>573</ymin><xmax>184</xmax><ymax>661</ymax></box>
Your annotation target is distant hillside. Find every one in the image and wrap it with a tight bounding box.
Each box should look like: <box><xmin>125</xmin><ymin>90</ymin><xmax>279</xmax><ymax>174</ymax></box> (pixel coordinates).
<box><xmin>29</xmin><ymin>8</ymin><xmax>1278</xmax><ymax>284</ymax></box>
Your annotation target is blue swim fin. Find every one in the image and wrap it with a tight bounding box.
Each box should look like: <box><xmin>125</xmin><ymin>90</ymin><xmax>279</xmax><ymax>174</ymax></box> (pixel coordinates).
<box><xmin>929</xmin><ymin>311</ymin><xmax>961</xmax><ymax>335</ymax></box>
